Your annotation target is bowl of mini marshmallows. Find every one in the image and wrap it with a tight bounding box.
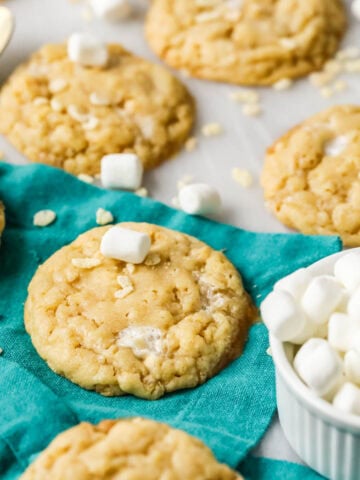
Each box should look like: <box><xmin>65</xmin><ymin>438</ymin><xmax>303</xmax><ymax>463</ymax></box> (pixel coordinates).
<box><xmin>261</xmin><ymin>249</ymin><xmax>360</xmax><ymax>480</ymax></box>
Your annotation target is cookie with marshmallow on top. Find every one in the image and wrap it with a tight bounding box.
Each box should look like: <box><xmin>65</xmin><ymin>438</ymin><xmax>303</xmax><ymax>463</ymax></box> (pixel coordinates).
<box><xmin>25</xmin><ymin>222</ymin><xmax>256</xmax><ymax>399</ymax></box>
<box><xmin>0</xmin><ymin>34</ymin><xmax>195</xmax><ymax>176</ymax></box>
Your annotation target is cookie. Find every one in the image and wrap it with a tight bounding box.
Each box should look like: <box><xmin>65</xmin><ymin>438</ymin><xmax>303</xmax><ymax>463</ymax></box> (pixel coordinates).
<box><xmin>19</xmin><ymin>418</ymin><xmax>243</xmax><ymax>480</ymax></box>
<box><xmin>145</xmin><ymin>0</ymin><xmax>346</xmax><ymax>86</ymax></box>
<box><xmin>261</xmin><ymin>105</ymin><xmax>360</xmax><ymax>247</ymax></box>
<box><xmin>0</xmin><ymin>43</ymin><xmax>195</xmax><ymax>175</ymax></box>
<box><xmin>25</xmin><ymin>222</ymin><xmax>256</xmax><ymax>399</ymax></box>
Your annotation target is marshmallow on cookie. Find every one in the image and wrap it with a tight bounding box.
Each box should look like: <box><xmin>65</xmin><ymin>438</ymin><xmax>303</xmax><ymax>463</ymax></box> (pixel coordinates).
<box><xmin>101</xmin><ymin>226</ymin><xmax>151</xmax><ymax>264</ymax></box>
<box><xmin>67</xmin><ymin>33</ymin><xmax>108</xmax><ymax>68</ymax></box>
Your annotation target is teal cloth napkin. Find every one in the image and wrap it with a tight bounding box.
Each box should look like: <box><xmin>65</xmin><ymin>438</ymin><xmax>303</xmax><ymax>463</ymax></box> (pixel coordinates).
<box><xmin>241</xmin><ymin>456</ymin><xmax>325</xmax><ymax>479</ymax></box>
<box><xmin>0</xmin><ymin>163</ymin><xmax>341</xmax><ymax>478</ymax></box>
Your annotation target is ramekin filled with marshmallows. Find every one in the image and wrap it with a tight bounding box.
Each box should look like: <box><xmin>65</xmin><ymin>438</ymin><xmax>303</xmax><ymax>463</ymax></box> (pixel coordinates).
<box><xmin>261</xmin><ymin>249</ymin><xmax>360</xmax><ymax>480</ymax></box>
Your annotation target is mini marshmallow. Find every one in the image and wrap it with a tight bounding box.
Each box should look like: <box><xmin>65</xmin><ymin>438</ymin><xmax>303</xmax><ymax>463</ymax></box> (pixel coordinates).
<box><xmin>336</xmin><ymin>290</ymin><xmax>350</xmax><ymax>314</ymax></box>
<box><xmin>67</xmin><ymin>33</ymin><xmax>108</xmax><ymax>68</ymax></box>
<box><xmin>117</xmin><ymin>326</ymin><xmax>163</xmax><ymax>357</ymax></box>
<box><xmin>334</xmin><ymin>252</ymin><xmax>360</xmax><ymax>292</ymax></box>
<box><xmin>301</xmin><ymin>275</ymin><xmax>344</xmax><ymax>324</ymax></box>
<box><xmin>100</xmin><ymin>226</ymin><xmax>151</xmax><ymax>264</ymax></box>
<box><xmin>348</xmin><ymin>286</ymin><xmax>360</xmax><ymax>320</ymax></box>
<box><xmin>328</xmin><ymin>313</ymin><xmax>360</xmax><ymax>352</ymax></box>
<box><xmin>178</xmin><ymin>183</ymin><xmax>221</xmax><ymax>216</ymax></box>
<box><xmin>101</xmin><ymin>154</ymin><xmax>143</xmax><ymax>190</ymax></box>
<box><xmin>290</xmin><ymin>318</ymin><xmax>319</xmax><ymax>345</ymax></box>
<box><xmin>89</xmin><ymin>0</ymin><xmax>132</xmax><ymax>21</ymax></box>
<box><xmin>260</xmin><ymin>290</ymin><xmax>309</xmax><ymax>342</ymax></box>
<box><xmin>274</xmin><ymin>268</ymin><xmax>313</xmax><ymax>300</ymax></box>
<box><xmin>333</xmin><ymin>382</ymin><xmax>360</xmax><ymax>415</ymax></box>
<box><xmin>345</xmin><ymin>350</ymin><xmax>360</xmax><ymax>384</ymax></box>
<box><xmin>294</xmin><ymin>338</ymin><xmax>343</xmax><ymax>397</ymax></box>
<box><xmin>324</xmin><ymin>135</ymin><xmax>348</xmax><ymax>157</ymax></box>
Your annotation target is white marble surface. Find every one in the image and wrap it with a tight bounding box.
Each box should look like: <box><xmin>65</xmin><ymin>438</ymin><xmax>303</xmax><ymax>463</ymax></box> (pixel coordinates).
<box><xmin>1</xmin><ymin>0</ymin><xmax>359</xmax><ymax>468</ymax></box>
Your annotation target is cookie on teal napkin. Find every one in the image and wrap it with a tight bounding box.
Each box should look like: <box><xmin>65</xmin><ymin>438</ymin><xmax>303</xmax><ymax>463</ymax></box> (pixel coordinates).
<box><xmin>0</xmin><ymin>163</ymin><xmax>341</xmax><ymax>479</ymax></box>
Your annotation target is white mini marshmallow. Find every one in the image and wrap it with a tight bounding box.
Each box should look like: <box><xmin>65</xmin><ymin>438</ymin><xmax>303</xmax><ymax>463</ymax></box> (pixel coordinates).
<box><xmin>101</xmin><ymin>154</ymin><xmax>143</xmax><ymax>190</ymax></box>
<box><xmin>100</xmin><ymin>226</ymin><xmax>151</xmax><ymax>264</ymax></box>
<box><xmin>90</xmin><ymin>0</ymin><xmax>132</xmax><ymax>21</ymax></box>
<box><xmin>301</xmin><ymin>275</ymin><xmax>344</xmax><ymax>324</ymax></box>
<box><xmin>337</xmin><ymin>290</ymin><xmax>350</xmax><ymax>314</ymax></box>
<box><xmin>324</xmin><ymin>135</ymin><xmax>348</xmax><ymax>157</ymax></box>
<box><xmin>274</xmin><ymin>268</ymin><xmax>313</xmax><ymax>300</ymax></box>
<box><xmin>333</xmin><ymin>382</ymin><xmax>360</xmax><ymax>415</ymax></box>
<box><xmin>328</xmin><ymin>313</ymin><xmax>360</xmax><ymax>352</ymax></box>
<box><xmin>348</xmin><ymin>286</ymin><xmax>360</xmax><ymax>320</ymax></box>
<box><xmin>294</xmin><ymin>338</ymin><xmax>343</xmax><ymax>397</ymax></box>
<box><xmin>345</xmin><ymin>350</ymin><xmax>360</xmax><ymax>384</ymax></box>
<box><xmin>260</xmin><ymin>290</ymin><xmax>309</xmax><ymax>343</ymax></box>
<box><xmin>352</xmin><ymin>0</ymin><xmax>360</xmax><ymax>20</ymax></box>
<box><xmin>291</xmin><ymin>318</ymin><xmax>319</xmax><ymax>345</ymax></box>
<box><xmin>117</xmin><ymin>326</ymin><xmax>163</xmax><ymax>357</ymax></box>
<box><xmin>178</xmin><ymin>183</ymin><xmax>221</xmax><ymax>216</ymax></box>
<box><xmin>67</xmin><ymin>33</ymin><xmax>108</xmax><ymax>68</ymax></box>
<box><xmin>334</xmin><ymin>252</ymin><xmax>360</xmax><ymax>292</ymax></box>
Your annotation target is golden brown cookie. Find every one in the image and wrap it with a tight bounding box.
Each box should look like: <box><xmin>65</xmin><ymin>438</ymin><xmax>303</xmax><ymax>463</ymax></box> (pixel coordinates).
<box><xmin>0</xmin><ymin>43</ymin><xmax>195</xmax><ymax>175</ymax></box>
<box><xmin>261</xmin><ymin>105</ymin><xmax>360</xmax><ymax>246</ymax></box>
<box><xmin>145</xmin><ymin>0</ymin><xmax>346</xmax><ymax>86</ymax></box>
<box><xmin>20</xmin><ymin>418</ymin><xmax>243</xmax><ymax>480</ymax></box>
<box><xmin>25</xmin><ymin>223</ymin><xmax>256</xmax><ymax>399</ymax></box>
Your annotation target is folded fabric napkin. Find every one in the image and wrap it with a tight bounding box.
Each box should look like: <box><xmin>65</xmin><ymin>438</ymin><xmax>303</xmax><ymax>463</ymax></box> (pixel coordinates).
<box><xmin>0</xmin><ymin>163</ymin><xmax>340</xmax><ymax>478</ymax></box>
<box><xmin>241</xmin><ymin>456</ymin><xmax>324</xmax><ymax>479</ymax></box>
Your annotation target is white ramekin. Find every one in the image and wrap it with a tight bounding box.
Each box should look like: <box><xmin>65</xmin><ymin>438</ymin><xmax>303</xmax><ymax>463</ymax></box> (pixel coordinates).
<box><xmin>270</xmin><ymin>248</ymin><xmax>360</xmax><ymax>480</ymax></box>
